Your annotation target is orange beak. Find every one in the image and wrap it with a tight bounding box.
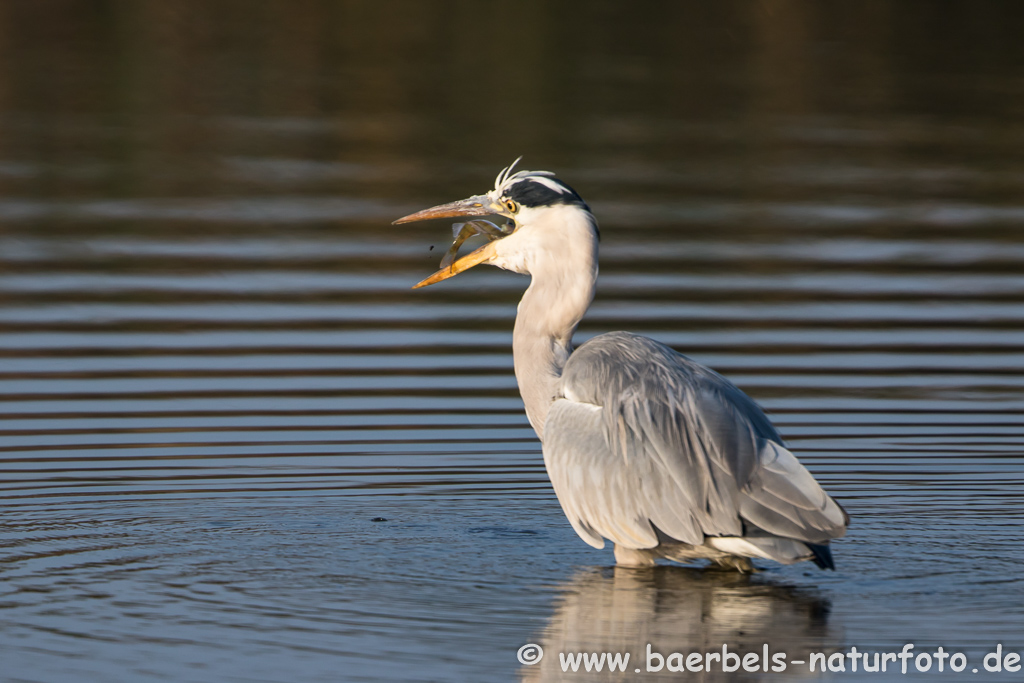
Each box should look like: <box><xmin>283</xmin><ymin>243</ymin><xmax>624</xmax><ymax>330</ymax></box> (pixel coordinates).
<box><xmin>410</xmin><ymin>240</ymin><xmax>499</xmax><ymax>289</ymax></box>
<box><xmin>392</xmin><ymin>194</ymin><xmax>495</xmax><ymax>225</ymax></box>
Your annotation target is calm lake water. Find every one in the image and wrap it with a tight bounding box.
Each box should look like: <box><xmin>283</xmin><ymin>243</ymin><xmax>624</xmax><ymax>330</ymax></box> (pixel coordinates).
<box><xmin>3</xmin><ymin>2</ymin><xmax>1024</xmax><ymax>681</ymax></box>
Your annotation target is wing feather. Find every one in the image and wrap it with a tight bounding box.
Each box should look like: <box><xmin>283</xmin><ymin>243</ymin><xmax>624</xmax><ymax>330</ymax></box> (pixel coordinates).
<box><xmin>545</xmin><ymin>332</ymin><xmax>847</xmax><ymax>551</ymax></box>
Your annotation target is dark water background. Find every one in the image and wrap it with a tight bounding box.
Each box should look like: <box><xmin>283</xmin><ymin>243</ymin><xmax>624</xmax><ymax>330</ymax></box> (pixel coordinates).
<box><xmin>2</xmin><ymin>2</ymin><xmax>1024</xmax><ymax>681</ymax></box>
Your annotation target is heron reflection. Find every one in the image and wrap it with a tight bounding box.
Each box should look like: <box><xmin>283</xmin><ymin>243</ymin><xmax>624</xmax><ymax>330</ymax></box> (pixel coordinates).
<box><xmin>520</xmin><ymin>566</ymin><xmax>840</xmax><ymax>682</ymax></box>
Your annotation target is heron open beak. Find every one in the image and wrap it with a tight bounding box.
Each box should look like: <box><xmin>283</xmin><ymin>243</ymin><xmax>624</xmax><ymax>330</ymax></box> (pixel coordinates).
<box><xmin>393</xmin><ymin>194</ymin><xmax>506</xmax><ymax>289</ymax></box>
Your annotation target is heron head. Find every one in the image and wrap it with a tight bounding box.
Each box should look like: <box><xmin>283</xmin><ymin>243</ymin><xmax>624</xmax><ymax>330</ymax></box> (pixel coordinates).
<box><xmin>393</xmin><ymin>158</ymin><xmax>591</xmax><ymax>288</ymax></box>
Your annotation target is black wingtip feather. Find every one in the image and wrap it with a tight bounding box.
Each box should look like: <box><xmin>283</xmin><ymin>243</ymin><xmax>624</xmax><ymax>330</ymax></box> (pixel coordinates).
<box><xmin>806</xmin><ymin>543</ymin><xmax>835</xmax><ymax>570</ymax></box>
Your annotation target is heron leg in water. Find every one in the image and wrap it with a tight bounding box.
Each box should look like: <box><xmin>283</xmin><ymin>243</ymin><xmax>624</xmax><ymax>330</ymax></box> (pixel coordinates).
<box><xmin>615</xmin><ymin>543</ymin><xmax>758</xmax><ymax>573</ymax></box>
<box><xmin>709</xmin><ymin>556</ymin><xmax>757</xmax><ymax>573</ymax></box>
<box><xmin>613</xmin><ymin>545</ymin><xmax>658</xmax><ymax>568</ymax></box>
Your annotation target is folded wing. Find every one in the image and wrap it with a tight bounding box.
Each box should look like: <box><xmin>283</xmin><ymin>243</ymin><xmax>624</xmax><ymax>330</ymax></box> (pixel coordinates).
<box><xmin>543</xmin><ymin>332</ymin><xmax>847</xmax><ymax>552</ymax></box>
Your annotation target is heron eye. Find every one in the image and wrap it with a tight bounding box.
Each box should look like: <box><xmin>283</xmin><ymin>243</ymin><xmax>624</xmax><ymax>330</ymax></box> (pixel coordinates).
<box><xmin>504</xmin><ymin>199</ymin><xmax>518</xmax><ymax>213</ymax></box>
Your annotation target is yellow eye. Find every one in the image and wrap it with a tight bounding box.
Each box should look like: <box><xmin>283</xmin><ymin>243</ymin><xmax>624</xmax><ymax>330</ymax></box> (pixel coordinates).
<box><xmin>504</xmin><ymin>199</ymin><xmax>518</xmax><ymax>213</ymax></box>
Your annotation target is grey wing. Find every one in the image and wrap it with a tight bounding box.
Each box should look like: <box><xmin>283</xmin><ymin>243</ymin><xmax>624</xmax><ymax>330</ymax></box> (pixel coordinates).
<box><xmin>544</xmin><ymin>332</ymin><xmax>847</xmax><ymax>551</ymax></box>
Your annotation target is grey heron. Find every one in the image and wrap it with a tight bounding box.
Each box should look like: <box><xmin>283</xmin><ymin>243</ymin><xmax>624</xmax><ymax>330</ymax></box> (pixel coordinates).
<box><xmin>394</xmin><ymin>160</ymin><xmax>848</xmax><ymax>571</ymax></box>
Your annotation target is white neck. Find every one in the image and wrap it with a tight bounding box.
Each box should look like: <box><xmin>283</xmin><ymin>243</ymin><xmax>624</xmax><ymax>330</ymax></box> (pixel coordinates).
<box><xmin>491</xmin><ymin>205</ymin><xmax>598</xmax><ymax>440</ymax></box>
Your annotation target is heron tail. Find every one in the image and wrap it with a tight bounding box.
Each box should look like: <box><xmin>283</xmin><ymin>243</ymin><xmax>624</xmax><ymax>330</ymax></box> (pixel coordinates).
<box><xmin>806</xmin><ymin>542</ymin><xmax>835</xmax><ymax>570</ymax></box>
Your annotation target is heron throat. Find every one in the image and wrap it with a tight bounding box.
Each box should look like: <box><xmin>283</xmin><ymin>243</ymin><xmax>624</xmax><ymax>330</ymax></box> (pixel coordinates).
<box><xmin>511</xmin><ymin>223</ymin><xmax>598</xmax><ymax>440</ymax></box>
